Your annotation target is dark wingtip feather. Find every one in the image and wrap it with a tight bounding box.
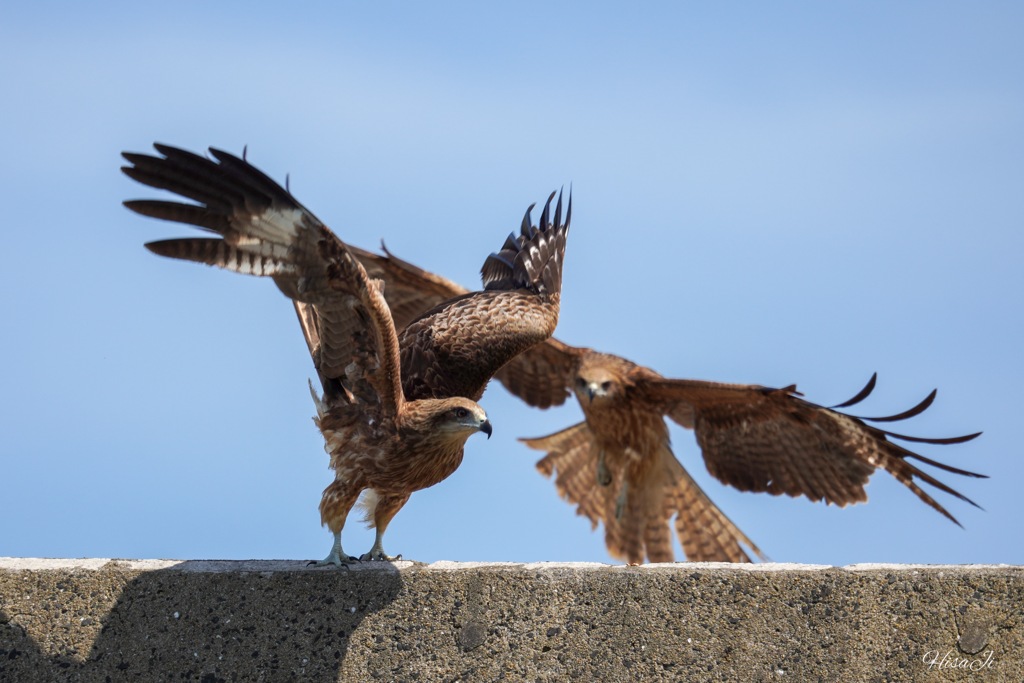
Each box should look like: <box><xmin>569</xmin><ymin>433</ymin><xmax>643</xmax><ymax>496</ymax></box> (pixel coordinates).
<box><xmin>813</xmin><ymin>372</ymin><xmax>986</xmax><ymax>524</ymax></box>
<box><xmin>481</xmin><ymin>189</ymin><xmax>570</xmax><ymax>293</ymax></box>
<box><xmin>858</xmin><ymin>388</ymin><xmax>937</xmax><ymax>423</ymax></box>
<box><xmin>520</xmin><ymin>203</ymin><xmax>536</xmax><ymax>236</ymax></box>
<box><xmin>144</xmin><ymin>239</ymin><xmax>201</xmax><ymax>260</ymax></box>
<box><xmin>152</xmin><ymin>141</ymin><xmax>183</xmax><ymax>156</ymax></box>
<box><xmin>539</xmin><ymin>191</ymin><xmax>556</xmax><ymax>232</ymax></box>
<box><xmin>883</xmin><ymin>429</ymin><xmax>983</xmax><ymax>446</ymax></box>
<box><xmin>885</xmin><ymin>437</ymin><xmax>987</xmax><ymax>478</ymax></box>
<box><xmin>831</xmin><ymin>373</ymin><xmax>877</xmax><ymax>409</ymax></box>
<box><xmin>207</xmin><ymin>146</ymin><xmax>240</xmax><ymax>165</ymax></box>
<box><xmin>565</xmin><ymin>185</ymin><xmax>573</xmax><ymax>229</ymax></box>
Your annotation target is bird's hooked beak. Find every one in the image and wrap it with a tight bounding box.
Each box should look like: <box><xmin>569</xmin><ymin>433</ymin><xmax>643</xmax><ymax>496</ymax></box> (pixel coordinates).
<box><xmin>480</xmin><ymin>419</ymin><xmax>493</xmax><ymax>439</ymax></box>
<box><xmin>584</xmin><ymin>381</ymin><xmax>609</xmax><ymax>404</ymax></box>
<box><xmin>575</xmin><ymin>377</ymin><xmax>610</xmax><ymax>404</ymax></box>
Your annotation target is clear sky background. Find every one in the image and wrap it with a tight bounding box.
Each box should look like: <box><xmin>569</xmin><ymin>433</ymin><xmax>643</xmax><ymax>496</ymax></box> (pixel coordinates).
<box><xmin>2</xmin><ymin>2</ymin><xmax>1020</xmax><ymax>567</ymax></box>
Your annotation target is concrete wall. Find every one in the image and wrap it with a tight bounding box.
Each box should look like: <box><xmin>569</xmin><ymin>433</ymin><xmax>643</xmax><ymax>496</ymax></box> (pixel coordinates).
<box><xmin>1</xmin><ymin>559</ymin><xmax>1020</xmax><ymax>682</ymax></box>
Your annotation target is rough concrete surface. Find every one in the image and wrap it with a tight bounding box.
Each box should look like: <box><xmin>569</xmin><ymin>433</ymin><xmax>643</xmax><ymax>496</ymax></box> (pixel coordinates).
<box><xmin>0</xmin><ymin>559</ymin><xmax>1019</xmax><ymax>682</ymax></box>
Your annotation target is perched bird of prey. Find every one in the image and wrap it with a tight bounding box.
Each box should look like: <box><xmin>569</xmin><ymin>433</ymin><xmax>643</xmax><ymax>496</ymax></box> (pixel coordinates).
<box><xmin>122</xmin><ymin>143</ymin><xmax>569</xmax><ymax>564</ymax></box>
<box><xmin>342</xmin><ymin>246</ymin><xmax>985</xmax><ymax>564</ymax></box>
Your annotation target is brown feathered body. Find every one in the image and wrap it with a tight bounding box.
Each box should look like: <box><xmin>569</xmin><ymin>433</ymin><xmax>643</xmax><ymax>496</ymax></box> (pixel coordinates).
<box><xmin>121</xmin><ymin>143</ymin><xmax>569</xmax><ymax>563</ymax></box>
<box><xmin>316</xmin><ymin>396</ymin><xmax>487</xmax><ymax>537</ymax></box>
<box><xmin>343</xmin><ymin>245</ymin><xmax>984</xmax><ymax>564</ymax></box>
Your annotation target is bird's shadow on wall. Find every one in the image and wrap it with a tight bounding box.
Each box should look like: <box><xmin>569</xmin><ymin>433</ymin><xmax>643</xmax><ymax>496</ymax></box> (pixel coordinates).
<box><xmin>0</xmin><ymin>560</ymin><xmax>404</xmax><ymax>682</ymax></box>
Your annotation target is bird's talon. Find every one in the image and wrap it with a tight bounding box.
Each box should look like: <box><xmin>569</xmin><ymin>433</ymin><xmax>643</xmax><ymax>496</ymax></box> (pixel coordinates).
<box><xmin>307</xmin><ymin>559</ymin><xmax>353</xmax><ymax>569</ymax></box>
<box><xmin>314</xmin><ymin>540</ymin><xmax>359</xmax><ymax>567</ymax></box>
<box><xmin>359</xmin><ymin>550</ymin><xmax>401</xmax><ymax>562</ymax></box>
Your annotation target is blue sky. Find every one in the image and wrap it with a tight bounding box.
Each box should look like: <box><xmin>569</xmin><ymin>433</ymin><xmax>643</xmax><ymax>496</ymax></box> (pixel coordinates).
<box><xmin>2</xmin><ymin>2</ymin><xmax>1020</xmax><ymax>566</ymax></box>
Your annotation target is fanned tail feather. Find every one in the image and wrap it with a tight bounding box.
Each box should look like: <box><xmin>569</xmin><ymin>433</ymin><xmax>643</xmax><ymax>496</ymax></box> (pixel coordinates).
<box><xmin>663</xmin><ymin>447</ymin><xmax>765</xmax><ymax>563</ymax></box>
<box><xmin>526</xmin><ymin>424</ymin><xmax>763</xmax><ymax>563</ymax></box>
<box><xmin>528</xmin><ymin>423</ymin><xmax>610</xmax><ymax>533</ymax></box>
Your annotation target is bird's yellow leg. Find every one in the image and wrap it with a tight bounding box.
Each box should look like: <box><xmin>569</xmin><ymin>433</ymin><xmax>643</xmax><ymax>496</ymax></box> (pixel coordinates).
<box><xmin>360</xmin><ymin>528</ymin><xmax>403</xmax><ymax>562</ymax></box>
<box><xmin>359</xmin><ymin>492</ymin><xmax>409</xmax><ymax>561</ymax></box>
<box><xmin>310</xmin><ymin>531</ymin><xmax>358</xmax><ymax>567</ymax></box>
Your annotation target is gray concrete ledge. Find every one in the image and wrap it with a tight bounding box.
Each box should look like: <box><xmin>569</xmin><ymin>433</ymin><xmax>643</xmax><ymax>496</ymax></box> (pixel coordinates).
<box><xmin>1</xmin><ymin>559</ymin><xmax>1020</xmax><ymax>682</ymax></box>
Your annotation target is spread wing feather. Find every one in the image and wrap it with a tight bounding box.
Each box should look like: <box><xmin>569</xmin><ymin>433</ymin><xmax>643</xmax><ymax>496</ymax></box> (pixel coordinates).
<box><xmin>123</xmin><ymin>144</ymin><xmax>404</xmax><ymax>416</ymax></box>
<box><xmin>345</xmin><ymin>245</ymin><xmax>582</xmax><ymax>407</ymax></box>
<box><xmin>637</xmin><ymin>376</ymin><xmax>985</xmax><ymax>526</ymax></box>
<box><xmin>480</xmin><ymin>190</ymin><xmax>569</xmax><ymax>295</ymax></box>
<box><xmin>273</xmin><ymin>189</ymin><xmax>571</xmax><ymax>405</ymax></box>
<box><xmin>391</xmin><ymin>191</ymin><xmax>570</xmax><ymax>402</ymax></box>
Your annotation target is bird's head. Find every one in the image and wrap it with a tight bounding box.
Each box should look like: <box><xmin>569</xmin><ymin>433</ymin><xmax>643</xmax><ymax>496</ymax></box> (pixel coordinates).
<box><xmin>573</xmin><ymin>365</ymin><xmax>622</xmax><ymax>405</ymax></box>
<box><xmin>430</xmin><ymin>397</ymin><xmax>492</xmax><ymax>441</ymax></box>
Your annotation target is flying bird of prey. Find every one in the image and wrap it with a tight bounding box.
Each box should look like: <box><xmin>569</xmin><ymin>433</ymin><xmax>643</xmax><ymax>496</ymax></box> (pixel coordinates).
<box><xmin>343</xmin><ymin>246</ymin><xmax>985</xmax><ymax>564</ymax></box>
<box><xmin>122</xmin><ymin>143</ymin><xmax>569</xmax><ymax>565</ymax></box>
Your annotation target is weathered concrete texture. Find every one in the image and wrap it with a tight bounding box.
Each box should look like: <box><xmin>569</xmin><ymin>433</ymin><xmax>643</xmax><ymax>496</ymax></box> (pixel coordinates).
<box><xmin>0</xmin><ymin>559</ymin><xmax>1020</xmax><ymax>682</ymax></box>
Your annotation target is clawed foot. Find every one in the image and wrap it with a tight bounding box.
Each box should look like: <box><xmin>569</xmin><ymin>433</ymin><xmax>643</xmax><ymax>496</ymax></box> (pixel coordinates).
<box><xmin>307</xmin><ymin>551</ymin><xmax>359</xmax><ymax>568</ymax></box>
<box><xmin>309</xmin><ymin>533</ymin><xmax>358</xmax><ymax>567</ymax></box>
<box><xmin>359</xmin><ymin>550</ymin><xmax>403</xmax><ymax>562</ymax></box>
<box><xmin>306</xmin><ymin>557</ymin><xmax>357</xmax><ymax>568</ymax></box>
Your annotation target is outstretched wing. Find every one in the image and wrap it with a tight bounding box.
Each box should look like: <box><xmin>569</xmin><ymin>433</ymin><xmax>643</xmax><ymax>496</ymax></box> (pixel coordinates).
<box><xmin>347</xmin><ymin>243</ymin><xmax>582</xmax><ymax>407</ymax></box>
<box><xmin>637</xmin><ymin>374</ymin><xmax>985</xmax><ymax>525</ymax></box>
<box><xmin>394</xmin><ymin>192</ymin><xmax>572</xmax><ymax>401</ymax></box>
<box><xmin>528</xmin><ymin>423</ymin><xmax>764</xmax><ymax>563</ymax></box>
<box><xmin>122</xmin><ymin>143</ymin><xmax>405</xmax><ymax>416</ymax></box>
<box><xmin>478</xmin><ymin>190</ymin><xmax>569</xmax><ymax>296</ymax></box>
